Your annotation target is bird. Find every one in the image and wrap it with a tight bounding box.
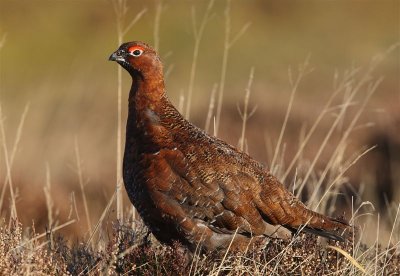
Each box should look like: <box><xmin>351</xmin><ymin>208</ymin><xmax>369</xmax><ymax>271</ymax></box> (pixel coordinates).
<box><xmin>109</xmin><ymin>41</ymin><xmax>351</xmax><ymax>252</ymax></box>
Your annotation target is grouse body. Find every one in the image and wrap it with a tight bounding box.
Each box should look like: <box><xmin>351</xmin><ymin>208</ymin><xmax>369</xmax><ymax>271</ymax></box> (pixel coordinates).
<box><xmin>109</xmin><ymin>41</ymin><xmax>350</xmax><ymax>252</ymax></box>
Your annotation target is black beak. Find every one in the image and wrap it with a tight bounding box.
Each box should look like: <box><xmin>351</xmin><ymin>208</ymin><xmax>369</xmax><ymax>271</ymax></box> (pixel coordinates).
<box><xmin>109</xmin><ymin>52</ymin><xmax>118</xmax><ymax>61</ymax></box>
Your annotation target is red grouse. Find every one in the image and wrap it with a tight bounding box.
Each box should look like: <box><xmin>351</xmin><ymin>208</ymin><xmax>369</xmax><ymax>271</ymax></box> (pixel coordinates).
<box><xmin>109</xmin><ymin>41</ymin><xmax>350</xmax><ymax>252</ymax></box>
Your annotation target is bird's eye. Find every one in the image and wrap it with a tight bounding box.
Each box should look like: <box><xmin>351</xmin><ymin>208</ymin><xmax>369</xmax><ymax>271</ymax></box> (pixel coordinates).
<box><xmin>130</xmin><ymin>49</ymin><xmax>143</xmax><ymax>57</ymax></box>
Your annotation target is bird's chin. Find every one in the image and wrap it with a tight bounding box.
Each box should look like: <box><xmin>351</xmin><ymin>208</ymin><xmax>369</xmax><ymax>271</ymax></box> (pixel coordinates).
<box><xmin>116</xmin><ymin>60</ymin><xmax>131</xmax><ymax>71</ymax></box>
<box><xmin>117</xmin><ymin>62</ymin><xmax>142</xmax><ymax>78</ymax></box>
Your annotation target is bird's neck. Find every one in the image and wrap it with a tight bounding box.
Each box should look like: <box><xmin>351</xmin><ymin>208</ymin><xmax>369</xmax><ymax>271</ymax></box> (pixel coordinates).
<box><xmin>126</xmin><ymin>71</ymin><xmax>170</xmax><ymax>138</ymax></box>
<box><xmin>125</xmin><ymin>72</ymin><xmax>178</xmax><ymax>154</ymax></box>
<box><xmin>128</xmin><ymin>71</ymin><xmax>165</xmax><ymax>113</ymax></box>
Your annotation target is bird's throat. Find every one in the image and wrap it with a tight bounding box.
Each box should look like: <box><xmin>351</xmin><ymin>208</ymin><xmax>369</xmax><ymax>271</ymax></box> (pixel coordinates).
<box><xmin>128</xmin><ymin>73</ymin><xmax>165</xmax><ymax>108</ymax></box>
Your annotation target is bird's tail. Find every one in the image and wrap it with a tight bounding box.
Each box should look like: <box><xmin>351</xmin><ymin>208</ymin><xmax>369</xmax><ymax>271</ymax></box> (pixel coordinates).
<box><xmin>285</xmin><ymin>209</ymin><xmax>351</xmax><ymax>242</ymax></box>
<box><xmin>259</xmin><ymin>174</ymin><xmax>352</xmax><ymax>242</ymax></box>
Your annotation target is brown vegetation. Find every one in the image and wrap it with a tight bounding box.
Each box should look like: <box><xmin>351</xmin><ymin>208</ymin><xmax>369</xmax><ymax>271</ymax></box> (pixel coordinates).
<box><xmin>1</xmin><ymin>219</ymin><xmax>399</xmax><ymax>275</ymax></box>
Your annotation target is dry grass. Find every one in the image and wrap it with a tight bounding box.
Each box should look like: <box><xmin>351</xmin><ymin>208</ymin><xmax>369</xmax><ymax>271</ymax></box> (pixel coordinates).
<box><xmin>0</xmin><ymin>219</ymin><xmax>399</xmax><ymax>275</ymax></box>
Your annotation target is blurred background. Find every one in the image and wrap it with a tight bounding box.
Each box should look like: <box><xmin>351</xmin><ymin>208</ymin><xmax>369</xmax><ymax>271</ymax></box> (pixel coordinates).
<box><xmin>0</xmin><ymin>0</ymin><xmax>398</xmax><ymax>244</ymax></box>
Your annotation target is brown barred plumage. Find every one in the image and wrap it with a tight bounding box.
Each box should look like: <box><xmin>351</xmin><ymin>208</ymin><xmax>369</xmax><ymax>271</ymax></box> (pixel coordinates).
<box><xmin>109</xmin><ymin>41</ymin><xmax>350</xmax><ymax>252</ymax></box>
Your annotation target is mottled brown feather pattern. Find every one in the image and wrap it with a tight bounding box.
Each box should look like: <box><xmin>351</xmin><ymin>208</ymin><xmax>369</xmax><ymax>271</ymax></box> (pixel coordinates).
<box><xmin>109</xmin><ymin>41</ymin><xmax>351</xmax><ymax>252</ymax></box>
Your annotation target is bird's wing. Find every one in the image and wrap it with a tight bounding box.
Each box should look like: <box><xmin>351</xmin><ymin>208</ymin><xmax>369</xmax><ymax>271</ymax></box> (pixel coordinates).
<box><xmin>142</xmin><ymin>138</ymin><xmax>270</xmax><ymax>239</ymax></box>
<box><xmin>143</xmin><ymin>114</ymin><xmax>349</xmax><ymax>242</ymax></box>
<box><xmin>145</xmin><ymin>144</ymin><xmax>349</xmax><ymax>242</ymax></box>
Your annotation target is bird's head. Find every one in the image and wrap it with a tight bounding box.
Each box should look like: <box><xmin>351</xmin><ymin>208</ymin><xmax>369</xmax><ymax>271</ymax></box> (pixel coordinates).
<box><xmin>109</xmin><ymin>41</ymin><xmax>163</xmax><ymax>79</ymax></box>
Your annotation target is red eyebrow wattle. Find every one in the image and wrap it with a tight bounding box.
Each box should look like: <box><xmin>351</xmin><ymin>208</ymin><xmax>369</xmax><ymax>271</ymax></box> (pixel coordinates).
<box><xmin>128</xmin><ymin>46</ymin><xmax>144</xmax><ymax>52</ymax></box>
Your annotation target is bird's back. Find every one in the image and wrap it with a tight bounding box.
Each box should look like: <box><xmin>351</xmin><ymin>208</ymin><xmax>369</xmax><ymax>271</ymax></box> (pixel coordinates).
<box><xmin>123</xmin><ymin>96</ymin><xmax>349</xmax><ymax>251</ymax></box>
